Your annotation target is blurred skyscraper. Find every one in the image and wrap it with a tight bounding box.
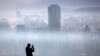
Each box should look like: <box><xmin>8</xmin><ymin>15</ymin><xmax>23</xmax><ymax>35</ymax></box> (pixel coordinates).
<box><xmin>48</xmin><ymin>4</ymin><xmax>61</xmax><ymax>30</ymax></box>
<box><xmin>16</xmin><ymin>11</ymin><xmax>21</xmax><ymax>17</ymax></box>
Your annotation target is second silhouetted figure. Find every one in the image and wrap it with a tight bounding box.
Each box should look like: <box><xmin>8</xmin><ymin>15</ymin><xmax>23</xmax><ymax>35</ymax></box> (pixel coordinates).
<box><xmin>26</xmin><ymin>43</ymin><xmax>35</xmax><ymax>56</ymax></box>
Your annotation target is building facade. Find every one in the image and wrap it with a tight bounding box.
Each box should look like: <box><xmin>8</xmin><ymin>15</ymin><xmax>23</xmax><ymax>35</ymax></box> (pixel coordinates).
<box><xmin>48</xmin><ymin>4</ymin><xmax>61</xmax><ymax>30</ymax></box>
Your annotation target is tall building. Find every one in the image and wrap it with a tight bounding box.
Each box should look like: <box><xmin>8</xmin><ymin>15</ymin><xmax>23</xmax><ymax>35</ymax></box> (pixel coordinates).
<box><xmin>48</xmin><ymin>4</ymin><xmax>61</xmax><ymax>30</ymax></box>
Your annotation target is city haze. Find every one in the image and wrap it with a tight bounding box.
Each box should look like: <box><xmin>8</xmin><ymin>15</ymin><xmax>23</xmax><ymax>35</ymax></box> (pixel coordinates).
<box><xmin>0</xmin><ymin>0</ymin><xmax>100</xmax><ymax>56</ymax></box>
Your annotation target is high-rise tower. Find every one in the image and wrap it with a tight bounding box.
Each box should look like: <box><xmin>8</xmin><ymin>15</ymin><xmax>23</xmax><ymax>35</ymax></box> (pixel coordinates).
<box><xmin>48</xmin><ymin>4</ymin><xmax>61</xmax><ymax>30</ymax></box>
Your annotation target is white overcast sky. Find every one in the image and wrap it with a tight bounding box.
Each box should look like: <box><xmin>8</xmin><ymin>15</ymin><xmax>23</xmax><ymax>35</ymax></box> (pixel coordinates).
<box><xmin>0</xmin><ymin>0</ymin><xmax>100</xmax><ymax>9</ymax></box>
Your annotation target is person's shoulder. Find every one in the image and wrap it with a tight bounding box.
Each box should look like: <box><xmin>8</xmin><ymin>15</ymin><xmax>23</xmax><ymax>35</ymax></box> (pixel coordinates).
<box><xmin>26</xmin><ymin>47</ymin><xmax>28</xmax><ymax>49</ymax></box>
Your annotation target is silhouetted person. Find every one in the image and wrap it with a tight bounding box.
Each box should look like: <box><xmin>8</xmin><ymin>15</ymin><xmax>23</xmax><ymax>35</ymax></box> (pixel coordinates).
<box><xmin>26</xmin><ymin>43</ymin><xmax>35</xmax><ymax>56</ymax></box>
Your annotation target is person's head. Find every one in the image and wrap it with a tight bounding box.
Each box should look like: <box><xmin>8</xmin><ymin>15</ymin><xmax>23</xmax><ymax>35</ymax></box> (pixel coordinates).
<box><xmin>27</xmin><ymin>43</ymin><xmax>31</xmax><ymax>47</ymax></box>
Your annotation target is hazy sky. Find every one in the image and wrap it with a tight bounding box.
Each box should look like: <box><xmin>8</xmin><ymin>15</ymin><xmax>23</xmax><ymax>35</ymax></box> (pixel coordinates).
<box><xmin>0</xmin><ymin>0</ymin><xmax>100</xmax><ymax>9</ymax></box>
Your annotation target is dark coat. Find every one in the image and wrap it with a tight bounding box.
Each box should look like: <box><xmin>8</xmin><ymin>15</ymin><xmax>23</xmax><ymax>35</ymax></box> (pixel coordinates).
<box><xmin>26</xmin><ymin>46</ymin><xmax>34</xmax><ymax>56</ymax></box>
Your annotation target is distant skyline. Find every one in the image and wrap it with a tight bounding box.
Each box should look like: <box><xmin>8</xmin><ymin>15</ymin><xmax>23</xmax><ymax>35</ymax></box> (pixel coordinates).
<box><xmin>0</xmin><ymin>0</ymin><xmax>99</xmax><ymax>31</ymax></box>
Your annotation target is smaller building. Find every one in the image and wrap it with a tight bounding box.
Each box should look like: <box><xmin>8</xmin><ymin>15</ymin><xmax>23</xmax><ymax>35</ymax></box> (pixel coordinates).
<box><xmin>83</xmin><ymin>25</ymin><xmax>90</xmax><ymax>32</ymax></box>
<box><xmin>16</xmin><ymin>24</ymin><xmax>26</xmax><ymax>31</ymax></box>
